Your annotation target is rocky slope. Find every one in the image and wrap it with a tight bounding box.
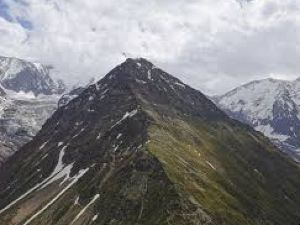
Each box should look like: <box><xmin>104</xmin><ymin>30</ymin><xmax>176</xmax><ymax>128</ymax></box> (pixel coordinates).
<box><xmin>0</xmin><ymin>90</ymin><xmax>59</xmax><ymax>166</ymax></box>
<box><xmin>0</xmin><ymin>59</ymin><xmax>299</xmax><ymax>225</ymax></box>
<box><xmin>214</xmin><ymin>78</ymin><xmax>300</xmax><ymax>162</ymax></box>
<box><xmin>0</xmin><ymin>56</ymin><xmax>65</xmax><ymax>96</ymax></box>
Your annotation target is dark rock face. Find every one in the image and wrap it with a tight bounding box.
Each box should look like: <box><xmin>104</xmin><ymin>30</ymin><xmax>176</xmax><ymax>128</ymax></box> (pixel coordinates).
<box><xmin>0</xmin><ymin>56</ymin><xmax>66</xmax><ymax>96</ymax></box>
<box><xmin>0</xmin><ymin>59</ymin><xmax>299</xmax><ymax>225</ymax></box>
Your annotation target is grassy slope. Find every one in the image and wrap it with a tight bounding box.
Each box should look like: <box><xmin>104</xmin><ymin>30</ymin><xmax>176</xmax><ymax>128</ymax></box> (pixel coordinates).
<box><xmin>147</xmin><ymin>115</ymin><xmax>300</xmax><ymax>225</ymax></box>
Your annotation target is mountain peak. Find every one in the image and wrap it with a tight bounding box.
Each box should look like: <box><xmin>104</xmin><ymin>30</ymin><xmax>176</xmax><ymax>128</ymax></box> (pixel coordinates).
<box><xmin>0</xmin><ymin>56</ymin><xmax>66</xmax><ymax>96</ymax></box>
<box><xmin>88</xmin><ymin>58</ymin><xmax>226</xmax><ymax>120</ymax></box>
<box><xmin>0</xmin><ymin>59</ymin><xmax>300</xmax><ymax>225</ymax></box>
<box><xmin>98</xmin><ymin>58</ymin><xmax>189</xmax><ymax>91</ymax></box>
<box><xmin>103</xmin><ymin>57</ymin><xmax>157</xmax><ymax>82</ymax></box>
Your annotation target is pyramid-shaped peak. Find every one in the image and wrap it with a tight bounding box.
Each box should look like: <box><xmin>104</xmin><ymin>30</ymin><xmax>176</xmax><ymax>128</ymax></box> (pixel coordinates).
<box><xmin>85</xmin><ymin>58</ymin><xmax>226</xmax><ymax>121</ymax></box>
<box><xmin>100</xmin><ymin>57</ymin><xmax>186</xmax><ymax>89</ymax></box>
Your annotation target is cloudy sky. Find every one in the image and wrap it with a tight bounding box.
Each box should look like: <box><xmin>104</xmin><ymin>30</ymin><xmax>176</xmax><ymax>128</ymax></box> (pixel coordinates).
<box><xmin>0</xmin><ymin>0</ymin><xmax>299</xmax><ymax>94</ymax></box>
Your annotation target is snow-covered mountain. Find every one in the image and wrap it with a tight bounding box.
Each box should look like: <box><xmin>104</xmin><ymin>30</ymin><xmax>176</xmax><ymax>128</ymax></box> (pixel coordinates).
<box><xmin>0</xmin><ymin>56</ymin><xmax>66</xmax><ymax>96</ymax></box>
<box><xmin>0</xmin><ymin>56</ymin><xmax>66</xmax><ymax>165</ymax></box>
<box><xmin>214</xmin><ymin>78</ymin><xmax>300</xmax><ymax>162</ymax></box>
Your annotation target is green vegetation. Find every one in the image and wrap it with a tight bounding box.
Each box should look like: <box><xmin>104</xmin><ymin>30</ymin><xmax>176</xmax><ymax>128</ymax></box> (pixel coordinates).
<box><xmin>147</xmin><ymin>116</ymin><xmax>300</xmax><ymax>225</ymax></box>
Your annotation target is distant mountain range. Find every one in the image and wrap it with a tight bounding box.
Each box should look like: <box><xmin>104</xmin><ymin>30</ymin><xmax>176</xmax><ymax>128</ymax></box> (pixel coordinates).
<box><xmin>214</xmin><ymin>78</ymin><xmax>300</xmax><ymax>163</ymax></box>
<box><xmin>0</xmin><ymin>59</ymin><xmax>299</xmax><ymax>225</ymax></box>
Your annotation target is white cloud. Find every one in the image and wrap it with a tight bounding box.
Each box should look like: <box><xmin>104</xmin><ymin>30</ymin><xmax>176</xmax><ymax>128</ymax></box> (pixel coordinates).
<box><xmin>0</xmin><ymin>17</ymin><xmax>28</xmax><ymax>56</ymax></box>
<box><xmin>1</xmin><ymin>0</ymin><xmax>300</xmax><ymax>94</ymax></box>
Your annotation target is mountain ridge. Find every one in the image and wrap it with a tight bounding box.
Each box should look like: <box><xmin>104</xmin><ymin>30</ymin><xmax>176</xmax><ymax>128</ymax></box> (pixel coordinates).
<box><xmin>0</xmin><ymin>58</ymin><xmax>299</xmax><ymax>225</ymax></box>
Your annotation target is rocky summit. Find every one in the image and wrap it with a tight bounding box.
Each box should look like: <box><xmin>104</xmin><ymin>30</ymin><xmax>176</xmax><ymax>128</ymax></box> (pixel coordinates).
<box><xmin>0</xmin><ymin>58</ymin><xmax>299</xmax><ymax>225</ymax></box>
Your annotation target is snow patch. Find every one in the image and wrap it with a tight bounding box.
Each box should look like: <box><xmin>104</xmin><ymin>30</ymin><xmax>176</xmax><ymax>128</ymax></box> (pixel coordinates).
<box><xmin>39</xmin><ymin>140</ymin><xmax>49</xmax><ymax>150</ymax></box>
<box><xmin>39</xmin><ymin>145</ymin><xmax>71</xmax><ymax>189</ymax></box>
<box><xmin>174</xmin><ymin>82</ymin><xmax>185</xmax><ymax>88</ymax></box>
<box><xmin>72</xmin><ymin>127</ymin><xmax>85</xmax><ymax>139</ymax></box>
<box><xmin>147</xmin><ymin>70</ymin><xmax>152</xmax><ymax>80</ymax></box>
<box><xmin>58</xmin><ymin>142</ymin><xmax>64</xmax><ymax>147</ymax></box>
<box><xmin>113</xmin><ymin>145</ymin><xmax>119</xmax><ymax>152</ymax></box>
<box><xmin>74</xmin><ymin>196</ymin><xmax>80</xmax><ymax>205</ymax></box>
<box><xmin>71</xmin><ymin>194</ymin><xmax>100</xmax><ymax>224</ymax></box>
<box><xmin>206</xmin><ymin>161</ymin><xmax>216</xmax><ymax>170</ymax></box>
<box><xmin>23</xmin><ymin>168</ymin><xmax>89</xmax><ymax>225</ymax></box>
<box><xmin>0</xmin><ymin>143</ymin><xmax>90</xmax><ymax>216</ymax></box>
<box><xmin>41</xmin><ymin>154</ymin><xmax>48</xmax><ymax>160</ymax></box>
<box><xmin>102</xmin><ymin>89</ymin><xmax>109</xmax><ymax>95</ymax></box>
<box><xmin>111</xmin><ymin>109</ymin><xmax>138</xmax><ymax>129</ymax></box>
<box><xmin>92</xmin><ymin>214</ymin><xmax>99</xmax><ymax>221</ymax></box>
<box><xmin>135</xmin><ymin>78</ymin><xmax>147</xmax><ymax>84</ymax></box>
<box><xmin>75</xmin><ymin>121</ymin><xmax>83</xmax><ymax>126</ymax></box>
<box><xmin>96</xmin><ymin>133</ymin><xmax>102</xmax><ymax>140</ymax></box>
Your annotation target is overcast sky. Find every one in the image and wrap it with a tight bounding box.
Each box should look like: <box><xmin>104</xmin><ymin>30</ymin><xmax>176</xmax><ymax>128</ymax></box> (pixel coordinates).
<box><xmin>0</xmin><ymin>0</ymin><xmax>299</xmax><ymax>95</ymax></box>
